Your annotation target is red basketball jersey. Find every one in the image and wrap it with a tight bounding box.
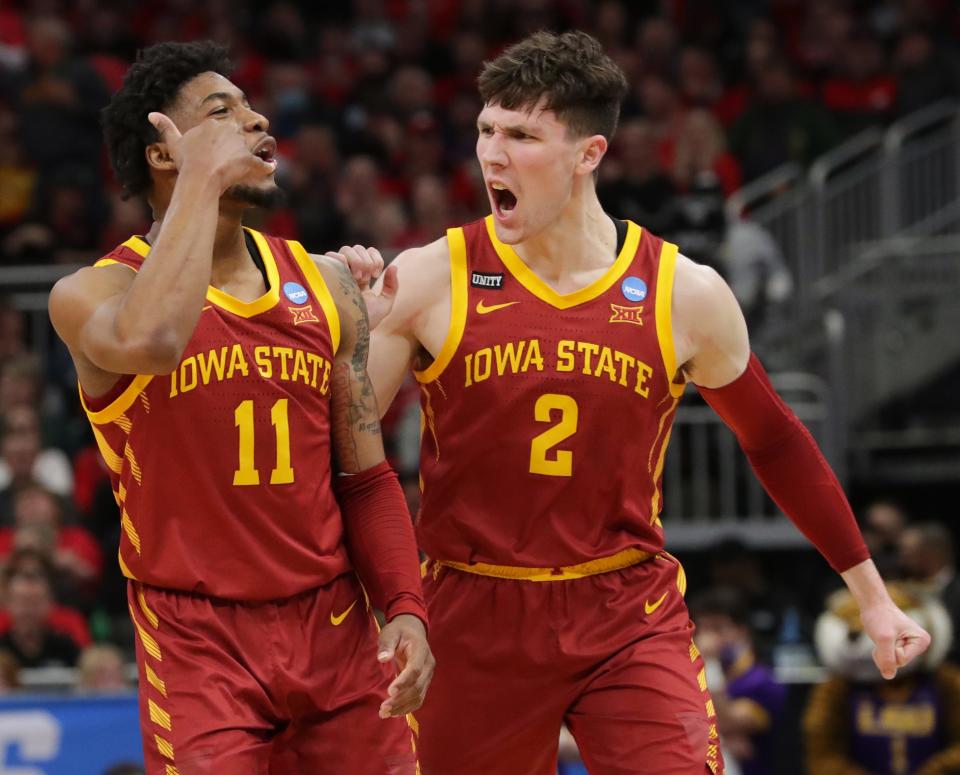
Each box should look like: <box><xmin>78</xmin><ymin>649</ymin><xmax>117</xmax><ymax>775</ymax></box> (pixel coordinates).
<box><xmin>416</xmin><ymin>216</ymin><xmax>686</xmax><ymax>567</ymax></box>
<box><xmin>82</xmin><ymin>229</ymin><xmax>349</xmax><ymax>600</ymax></box>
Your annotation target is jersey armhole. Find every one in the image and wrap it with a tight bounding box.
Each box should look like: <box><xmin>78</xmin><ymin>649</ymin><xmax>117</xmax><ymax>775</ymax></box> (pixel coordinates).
<box><xmin>655</xmin><ymin>241</ymin><xmax>687</xmax><ymax>398</ymax></box>
<box><xmin>288</xmin><ymin>241</ymin><xmax>341</xmax><ymax>355</ymax></box>
<box><xmin>414</xmin><ymin>227</ymin><xmax>467</xmax><ymax>384</ymax></box>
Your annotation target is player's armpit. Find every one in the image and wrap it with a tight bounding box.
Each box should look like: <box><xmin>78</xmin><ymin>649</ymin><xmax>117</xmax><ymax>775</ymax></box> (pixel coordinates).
<box><xmin>321</xmin><ymin>257</ymin><xmax>388</xmax><ymax>474</ymax></box>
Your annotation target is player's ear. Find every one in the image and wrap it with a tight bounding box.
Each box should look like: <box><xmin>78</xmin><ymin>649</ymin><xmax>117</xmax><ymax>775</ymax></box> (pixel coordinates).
<box><xmin>577</xmin><ymin>134</ymin><xmax>608</xmax><ymax>176</ymax></box>
<box><xmin>145</xmin><ymin>141</ymin><xmax>176</xmax><ymax>173</ymax></box>
<box><xmin>144</xmin><ymin>111</ymin><xmax>181</xmax><ymax>173</ymax></box>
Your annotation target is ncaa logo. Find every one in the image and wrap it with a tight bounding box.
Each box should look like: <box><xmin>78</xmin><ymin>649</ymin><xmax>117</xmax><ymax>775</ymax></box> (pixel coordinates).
<box><xmin>283</xmin><ymin>282</ymin><xmax>309</xmax><ymax>304</ymax></box>
<box><xmin>621</xmin><ymin>276</ymin><xmax>647</xmax><ymax>302</ymax></box>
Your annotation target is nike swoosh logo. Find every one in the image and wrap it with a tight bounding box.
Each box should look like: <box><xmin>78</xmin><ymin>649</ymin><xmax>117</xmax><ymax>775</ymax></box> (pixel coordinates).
<box><xmin>476</xmin><ymin>300</ymin><xmax>519</xmax><ymax>315</ymax></box>
<box><xmin>330</xmin><ymin>598</ymin><xmax>358</xmax><ymax>626</ymax></box>
<box><xmin>644</xmin><ymin>592</ymin><xmax>668</xmax><ymax>615</ymax></box>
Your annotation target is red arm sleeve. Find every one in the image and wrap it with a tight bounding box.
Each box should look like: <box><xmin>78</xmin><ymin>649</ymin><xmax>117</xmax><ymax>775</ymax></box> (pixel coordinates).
<box><xmin>698</xmin><ymin>353</ymin><xmax>870</xmax><ymax>573</ymax></box>
<box><xmin>334</xmin><ymin>460</ymin><xmax>428</xmax><ymax>627</ymax></box>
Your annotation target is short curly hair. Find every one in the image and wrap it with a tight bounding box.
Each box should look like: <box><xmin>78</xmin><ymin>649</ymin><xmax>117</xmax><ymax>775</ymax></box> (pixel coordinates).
<box><xmin>477</xmin><ymin>31</ymin><xmax>628</xmax><ymax>140</ymax></box>
<box><xmin>101</xmin><ymin>41</ymin><xmax>233</xmax><ymax>198</ymax></box>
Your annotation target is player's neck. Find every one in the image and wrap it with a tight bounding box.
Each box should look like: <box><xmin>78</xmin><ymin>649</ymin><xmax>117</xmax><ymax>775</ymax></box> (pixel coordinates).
<box><xmin>146</xmin><ymin>209</ymin><xmax>252</xmax><ymax>279</ymax></box>
<box><xmin>511</xmin><ymin>185</ymin><xmax>616</xmax><ymax>283</ymax></box>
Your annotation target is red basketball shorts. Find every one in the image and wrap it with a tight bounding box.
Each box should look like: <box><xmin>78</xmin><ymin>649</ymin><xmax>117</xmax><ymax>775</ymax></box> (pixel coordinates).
<box><xmin>416</xmin><ymin>553</ymin><xmax>722</xmax><ymax>775</ymax></box>
<box><xmin>127</xmin><ymin>573</ymin><xmax>419</xmax><ymax>775</ymax></box>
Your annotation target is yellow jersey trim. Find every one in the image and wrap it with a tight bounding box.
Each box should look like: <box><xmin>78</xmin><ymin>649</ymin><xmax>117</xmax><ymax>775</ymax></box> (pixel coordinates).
<box><xmin>94</xmin><ymin>257</ymin><xmax>133</xmax><ymax>269</ymax></box>
<box><xmin>204</xmin><ymin>228</ymin><xmax>280</xmax><ymax>317</ymax></box>
<box><xmin>118</xmin><ymin>548</ymin><xmax>137</xmax><ymax>580</ymax></box>
<box><xmin>655</xmin><ymin>241</ymin><xmax>686</xmax><ymax>398</ymax></box>
<box><xmin>415</xmin><ymin>228</ymin><xmax>467</xmax><ymax>383</ymax></box>
<box><xmin>288</xmin><ymin>241</ymin><xmax>341</xmax><ymax>355</ymax></box>
<box><xmin>484</xmin><ymin>216</ymin><xmax>642</xmax><ymax>310</ymax></box>
<box><xmin>106</xmin><ymin>231</ymin><xmax>282</xmax><ymax>319</ymax></box>
<box><xmin>122</xmin><ymin>236</ymin><xmax>150</xmax><ymax>257</ymax></box>
<box><xmin>80</xmin><ymin>374</ymin><xmax>154</xmax><ymax>426</ymax></box>
<box><xmin>434</xmin><ymin>546</ymin><xmax>652</xmax><ymax>581</ymax></box>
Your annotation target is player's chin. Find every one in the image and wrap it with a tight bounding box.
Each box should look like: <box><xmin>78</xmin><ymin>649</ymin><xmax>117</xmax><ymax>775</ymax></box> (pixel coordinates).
<box><xmin>223</xmin><ymin>180</ymin><xmax>287</xmax><ymax>210</ymax></box>
<box><xmin>490</xmin><ymin>213</ymin><xmax>527</xmax><ymax>245</ymax></box>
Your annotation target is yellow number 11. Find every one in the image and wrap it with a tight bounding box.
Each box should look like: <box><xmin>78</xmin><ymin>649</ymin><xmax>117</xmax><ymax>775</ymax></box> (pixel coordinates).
<box><xmin>233</xmin><ymin>399</ymin><xmax>295</xmax><ymax>486</ymax></box>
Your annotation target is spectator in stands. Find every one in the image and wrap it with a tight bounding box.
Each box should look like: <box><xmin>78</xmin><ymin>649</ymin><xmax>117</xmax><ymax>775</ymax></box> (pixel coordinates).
<box><xmin>893</xmin><ymin>27</ymin><xmax>960</xmax><ymax>117</ymax></box>
<box><xmin>285</xmin><ymin>122</ymin><xmax>345</xmax><ymax>249</ymax></box>
<box><xmin>719</xmin><ymin>215</ymin><xmax>794</xmax><ymax>331</ymax></box>
<box><xmin>0</xmin><ymin>109</ymin><xmax>35</xmax><ymax>241</ymax></box>
<box><xmin>0</xmin><ymin>405</ymin><xmax>73</xmax><ymax>506</ymax></box>
<box><xmin>862</xmin><ymin>497</ymin><xmax>910</xmax><ymax>579</ymax></box>
<box><xmin>690</xmin><ymin>587</ymin><xmax>786</xmax><ymax>775</ymax></box>
<box><xmin>821</xmin><ymin>27</ymin><xmax>896</xmax><ymax>136</ymax></box>
<box><xmin>0</xmin><ymin>484</ymin><xmax>101</xmax><ymax>604</ymax></box>
<box><xmin>899</xmin><ymin>522</ymin><xmax>960</xmax><ymax>663</ymax></box>
<box><xmin>670</xmin><ymin>108</ymin><xmax>742</xmax><ymax>196</ymax></box>
<box><xmin>677</xmin><ymin>46</ymin><xmax>744</xmax><ymax>126</ymax></box>
<box><xmin>635</xmin><ymin>15</ymin><xmax>679</xmax><ymax>77</ymax></box>
<box><xmin>76</xmin><ymin>642</ymin><xmax>130</xmax><ymax>693</ymax></box>
<box><xmin>667</xmin><ymin>171</ymin><xmax>727</xmax><ymax>268</ymax></box>
<box><xmin>636</xmin><ymin>72</ymin><xmax>686</xmax><ymax>171</ymax></box>
<box><xmin>597</xmin><ymin>118</ymin><xmax>677</xmax><ymax>235</ymax></box>
<box><xmin>4</xmin><ymin>16</ymin><xmax>109</xmax><ymax>220</ymax></box>
<box><xmin>0</xmin><ymin>546</ymin><xmax>90</xmax><ymax>644</ymax></box>
<box><xmin>728</xmin><ymin>56</ymin><xmax>839</xmax><ymax>182</ymax></box>
<box><xmin>0</xmin><ymin>559</ymin><xmax>82</xmax><ymax>668</ymax></box>
<box><xmin>0</xmin><ymin>353</ymin><xmax>75</xmax><ymax>453</ymax></box>
<box><xmin>707</xmin><ymin>538</ymin><xmax>787</xmax><ymax>656</ymax></box>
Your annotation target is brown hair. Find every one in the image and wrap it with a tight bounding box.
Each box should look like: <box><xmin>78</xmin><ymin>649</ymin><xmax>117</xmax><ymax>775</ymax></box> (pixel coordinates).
<box><xmin>477</xmin><ymin>31</ymin><xmax>628</xmax><ymax>140</ymax></box>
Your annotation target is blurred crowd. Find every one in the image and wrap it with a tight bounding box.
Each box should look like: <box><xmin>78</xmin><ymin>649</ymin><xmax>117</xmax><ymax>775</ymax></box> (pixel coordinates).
<box><xmin>0</xmin><ymin>1</ymin><xmax>959</xmax><ymax>772</ymax></box>
<box><xmin>1</xmin><ymin>0</ymin><xmax>959</xmax><ymax>275</ymax></box>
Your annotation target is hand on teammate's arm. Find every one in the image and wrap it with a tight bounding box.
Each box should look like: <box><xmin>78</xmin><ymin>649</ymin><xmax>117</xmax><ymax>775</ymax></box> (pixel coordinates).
<box><xmin>325</xmin><ymin>244</ymin><xmax>399</xmax><ymax>330</ymax></box>
<box><xmin>377</xmin><ymin>614</ymin><xmax>435</xmax><ymax>718</ymax></box>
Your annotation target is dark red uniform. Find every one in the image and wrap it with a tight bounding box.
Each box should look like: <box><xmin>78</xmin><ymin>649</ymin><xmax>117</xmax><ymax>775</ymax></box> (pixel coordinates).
<box><xmin>83</xmin><ymin>230</ymin><xmax>417</xmax><ymax>774</ymax></box>
<box><xmin>415</xmin><ymin>216</ymin><xmax>722</xmax><ymax>774</ymax></box>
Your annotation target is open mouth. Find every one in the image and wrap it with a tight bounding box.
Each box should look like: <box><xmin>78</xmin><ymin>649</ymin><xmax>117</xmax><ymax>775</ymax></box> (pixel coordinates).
<box><xmin>490</xmin><ymin>182</ymin><xmax>517</xmax><ymax>216</ymax></box>
<box><xmin>252</xmin><ymin>137</ymin><xmax>277</xmax><ymax>164</ymax></box>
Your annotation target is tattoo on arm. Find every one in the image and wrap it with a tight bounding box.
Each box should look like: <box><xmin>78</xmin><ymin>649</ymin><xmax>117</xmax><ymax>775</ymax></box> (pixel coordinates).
<box><xmin>329</xmin><ymin>262</ymin><xmax>384</xmax><ymax>472</ymax></box>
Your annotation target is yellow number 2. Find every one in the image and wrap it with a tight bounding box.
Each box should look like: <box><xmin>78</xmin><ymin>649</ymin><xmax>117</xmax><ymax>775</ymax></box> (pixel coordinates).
<box><xmin>529</xmin><ymin>393</ymin><xmax>578</xmax><ymax>477</ymax></box>
<box><xmin>233</xmin><ymin>398</ymin><xmax>295</xmax><ymax>486</ymax></box>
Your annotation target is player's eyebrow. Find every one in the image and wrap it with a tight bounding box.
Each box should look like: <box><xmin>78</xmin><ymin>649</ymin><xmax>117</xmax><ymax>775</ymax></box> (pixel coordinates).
<box><xmin>477</xmin><ymin>120</ymin><xmax>534</xmax><ymax>134</ymax></box>
<box><xmin>200</xmin><ymin>91</ymin><xmax>246</xmax><ymax>105</ymax></box>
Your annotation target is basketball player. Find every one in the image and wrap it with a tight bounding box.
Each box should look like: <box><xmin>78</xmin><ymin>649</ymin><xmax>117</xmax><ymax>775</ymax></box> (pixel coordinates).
<box><xmin>48</xmin><ymin>42</ymin><xmax>431</xmax><ymax>774</ymax></box>
<box><xmin>357</xmin><ymin>31</ymin><xmax>930</xmax><ymax>774</ymax></box>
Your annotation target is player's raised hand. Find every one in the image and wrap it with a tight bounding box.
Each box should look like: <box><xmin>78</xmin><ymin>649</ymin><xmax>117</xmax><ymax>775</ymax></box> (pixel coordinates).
<box><xmin>861</xmin><ymin>600</ymin><xmax>931</xmax><ymax>679</ymax></box>
<box><xmin>147</xmin><ymin>111</ymin><xmax>275</xmax><ymax>192</ymax></box>
<box><xmin>325</xmin><ymin>246</ymin><xmax>398</xmax><ymax>328</ymax></box>
<box><xmin>377</xmin><ymin>614</ymin><xmax>434</xmax><ymax>718</ymax></box>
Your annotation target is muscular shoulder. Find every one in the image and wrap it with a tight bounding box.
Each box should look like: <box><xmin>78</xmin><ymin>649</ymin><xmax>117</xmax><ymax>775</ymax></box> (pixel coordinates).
<box><xmin>381</xmin><ymin>235</ymin><xmax>451</xmax><ymax>334</ymax></box>
<box><xmin>392</xmin><ymin>236</ymin><xmax>450</xmax><ymax>301</ymax></box>
<box><xmin>48</xmin><ymin>263</ymin><xmax>135</xmax><ymax>347</ymax></box>
<box><xmin>672</xmin><ymin>253</ymin><xmax>750</xmax><ymax>388</ymax></box>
